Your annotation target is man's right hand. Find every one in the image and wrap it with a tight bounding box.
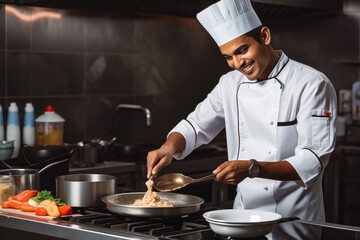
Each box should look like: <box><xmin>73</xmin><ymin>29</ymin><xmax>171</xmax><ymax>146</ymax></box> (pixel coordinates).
<box><xmin>146</xmin><ymin>132</ymin><xmax>186</xmax><ymax>178</ymax></box>
<box><xmin>146</xmin><ymin>145</ymin><xmax>174</xmax><ymax>178</ymax></box>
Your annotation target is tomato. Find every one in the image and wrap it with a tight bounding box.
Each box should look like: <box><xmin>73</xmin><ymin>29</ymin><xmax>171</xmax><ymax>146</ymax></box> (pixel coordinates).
<box><xmin>13</xmin><ymin>190</ymin><xmax>38</xmax><ymax>202</ymax></box>
<box><xmin>58</xmin><ymin>205</ymin><xmax>72</xmax><ymax>215</ymax></box>
<box><xmin>35</xmin><ymin>207</ymin><xmax>47</xmax><ymax>216</ymax></box>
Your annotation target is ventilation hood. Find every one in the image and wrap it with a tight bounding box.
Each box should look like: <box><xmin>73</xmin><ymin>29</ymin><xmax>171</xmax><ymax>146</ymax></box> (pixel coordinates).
<box><xmin>0</xmin><ymin>0</ymin><xmax>343</xmax><ymax>17</ymax></box>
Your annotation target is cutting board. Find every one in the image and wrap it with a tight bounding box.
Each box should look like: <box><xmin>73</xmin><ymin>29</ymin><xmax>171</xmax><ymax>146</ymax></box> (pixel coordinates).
<box><xmin>0</xmin><ymin>206</ymin><xmax>55</xmax><ymax>220</ymax></box>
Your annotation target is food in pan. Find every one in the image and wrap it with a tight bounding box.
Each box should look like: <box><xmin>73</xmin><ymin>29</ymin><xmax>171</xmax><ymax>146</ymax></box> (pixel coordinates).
<box><xmin>132</xmin><ymin>179</ymin><xmax>173</xmax><ymax>207</ymax></box>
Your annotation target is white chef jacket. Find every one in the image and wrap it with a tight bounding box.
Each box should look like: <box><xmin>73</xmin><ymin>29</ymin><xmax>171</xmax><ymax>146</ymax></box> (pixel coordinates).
<box><xmin>169</xmin><ymin>51</ymin><xmax>337</xmax><ymax>222</ymax></box>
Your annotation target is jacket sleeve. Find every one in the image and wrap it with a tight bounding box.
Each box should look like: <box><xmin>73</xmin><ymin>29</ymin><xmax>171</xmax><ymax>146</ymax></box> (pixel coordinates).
<box><xmin>168</xmin><ymin>79</ymin><xmax>226</xmax><ymax>160</ymax></box>
<box><xmin>285</xmin><ymin>76</ymin><xmax>337</xmax><ymax>189</ymax></box>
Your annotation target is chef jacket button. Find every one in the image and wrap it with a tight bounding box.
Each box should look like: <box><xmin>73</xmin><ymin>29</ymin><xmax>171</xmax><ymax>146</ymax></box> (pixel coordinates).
<box><xmin>241</xmin><ymin>146</ymin><xmax>245</xmax><ymax>152</ymax></box>
<box><xmin>269</xmin><ymin>121</ymin><xmax>274</xmax><ymax>125</ymax></box>
<box><xmin>264</xmin><ymin>186</ymin><xmax>269</xmax><ymax>191</ymax></box>
<box><xmin>273</xmin><ymin>79</ymin><xmax>277</xmax><ymax>84</ymax></box>
<box><xmin>268</xmin><ymin>150</ymin><xmax>271</xmax><ymax>154</ymax></box>
<box><xmin>240</xmin><ymin>121</ymin><xmax>244</xmax><ymax>126</ymax></box>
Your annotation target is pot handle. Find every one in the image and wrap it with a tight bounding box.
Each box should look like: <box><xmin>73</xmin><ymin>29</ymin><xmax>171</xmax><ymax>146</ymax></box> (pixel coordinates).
<box><xmin>0</xmin><ymin>159</ymin><xmax>12</xmax><ymax>169</ymax></box>
<box><xmin>38</xmin><ymin>158</ymin><xmax>69</xmax><ymax>174</ymax></box>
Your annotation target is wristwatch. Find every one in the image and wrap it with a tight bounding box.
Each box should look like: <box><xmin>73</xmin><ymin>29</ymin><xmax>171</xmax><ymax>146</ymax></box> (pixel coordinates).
<box><xmin>248</xmin><ymin>159</ymin><xmax>259</xmax><ymax>178</ymax></box>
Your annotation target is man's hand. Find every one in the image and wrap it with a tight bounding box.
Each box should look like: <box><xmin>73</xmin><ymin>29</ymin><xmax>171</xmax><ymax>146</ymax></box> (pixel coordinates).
<box><xmin>146</xmin><ymin>132</ymin><xmax>186</xmax><ymax>178</ymax></box>
<box><xmin>147</xmin><ymin>145</ymin><xmax>174</xmax><ymax>178</ymax></box>
<box><xmin>213</xmin><ymin>160</ymin><xmax>252</xmax><ymax>185</ymax></box>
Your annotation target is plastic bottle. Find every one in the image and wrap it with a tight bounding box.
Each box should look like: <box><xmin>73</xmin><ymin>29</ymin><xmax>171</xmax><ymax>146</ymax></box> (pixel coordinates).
<box><xmin>6</xmin><ymin>102</ymin><xmax>21</xmax><ymax>158</ymax></box>
<box><xmin>35</xmin><ymin>105</ymin><xmax>65</xmax><ymax>146</ymax></box>
<box><xmin>23</xmin><ymin>103</ymin><xmax>35</xmax><ymax>146</ymax></box>
<box><xmin>0</xmin><ymin>104</ymin><xmax>4</xmax><ymax>141</ymax></box>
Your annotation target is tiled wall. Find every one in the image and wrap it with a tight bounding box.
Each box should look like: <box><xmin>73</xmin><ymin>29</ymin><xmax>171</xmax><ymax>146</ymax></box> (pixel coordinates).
<box><xmin>0</xmin><ymin>5</ymin><xmax>228</xmax><ymax>145</ymax></box>
<box><xmin>0</xmin><ymin>3</ymin><xmax>359</xmax><ymax>146</ymax></box>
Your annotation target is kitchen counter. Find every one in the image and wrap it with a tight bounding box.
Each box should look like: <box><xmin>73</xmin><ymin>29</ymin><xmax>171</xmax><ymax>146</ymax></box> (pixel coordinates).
<box><xmin>69</xmin><ymin>161</ymin><xmax>136</xmax><ymax>175</ymax></box>
<box><xmin>70</xmin><ymin>161</ymin><xmax>137</xmax><ymax>191</ymax></box>
<box><xmin>0</xmin><ymin>208</ymin><xmax>153</xmax><ymax>240</ymax></box>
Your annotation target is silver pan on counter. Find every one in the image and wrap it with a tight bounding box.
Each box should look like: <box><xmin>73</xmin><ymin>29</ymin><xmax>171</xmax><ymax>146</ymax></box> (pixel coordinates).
<box><xmin>102</xmin><ymin>192</ymin><xmax>204</xmax><ymax>217</ymax></box>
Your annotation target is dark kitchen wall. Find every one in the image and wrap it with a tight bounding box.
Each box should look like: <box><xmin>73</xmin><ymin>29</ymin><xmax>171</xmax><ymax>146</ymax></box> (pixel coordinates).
<box><xmin>264</xmin><ymin>0</ymin><xmax>360</xmax><ymax>92</ymax></box>
<box><xmin>0</xmin><ymin>1</ymin><xmax>359</xmax><ymax>146</ymax></box>
<box><xmin>0</xmin><ymin>4</ymin><xmax>228</xmax><ymax>145</ymax></box>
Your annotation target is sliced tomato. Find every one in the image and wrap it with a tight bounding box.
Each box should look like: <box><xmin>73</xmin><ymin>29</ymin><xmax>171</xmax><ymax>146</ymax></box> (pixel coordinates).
<box><xmin>35</xmin><ymin>207</ymin><xmax>47</xmax><ymax>216</ymax></box>
<box><xmin>58</xmin><ymin>205</ymin><xmax>72</xmax><ymax>215</ymax></box>
<box><xmin>13</xmin><ymin>190</ymin><xmax>38</xmax><ymax>203</ymax></box>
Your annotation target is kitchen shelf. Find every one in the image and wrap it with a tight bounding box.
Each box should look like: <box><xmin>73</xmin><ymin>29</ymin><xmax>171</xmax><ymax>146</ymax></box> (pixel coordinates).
<box><xmin>336</xmin><ymin>60</ymin><xmax>360</xmax><ymax>67</ymax></box>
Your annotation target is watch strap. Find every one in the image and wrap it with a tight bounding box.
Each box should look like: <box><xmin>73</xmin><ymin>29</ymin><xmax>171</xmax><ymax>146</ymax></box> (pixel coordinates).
<box><xmin>248</xmin><ymin>159</ymin><xmax>259</xmax><ymax>178</ymax></box>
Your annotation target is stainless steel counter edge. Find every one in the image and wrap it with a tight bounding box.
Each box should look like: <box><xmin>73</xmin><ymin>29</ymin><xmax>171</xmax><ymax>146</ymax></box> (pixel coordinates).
<box><xmin>0</xmin><ymin>210</ymin><xmax>156</xmax><ymax>240</ymax></box>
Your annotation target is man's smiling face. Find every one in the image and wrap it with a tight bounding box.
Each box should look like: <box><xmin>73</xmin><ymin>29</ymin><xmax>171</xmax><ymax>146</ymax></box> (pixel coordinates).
<box><xmin>219</xmin><ymin>27</ymin><xmax>274</xmax><ymax>81</ymax></box>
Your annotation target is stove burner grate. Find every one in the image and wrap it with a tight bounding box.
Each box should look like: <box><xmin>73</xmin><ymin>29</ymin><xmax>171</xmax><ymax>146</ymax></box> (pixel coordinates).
<box><xmin>54</xmin><ymin>206</ymin><xmax>216</xmax><ymax>237</ymax></box>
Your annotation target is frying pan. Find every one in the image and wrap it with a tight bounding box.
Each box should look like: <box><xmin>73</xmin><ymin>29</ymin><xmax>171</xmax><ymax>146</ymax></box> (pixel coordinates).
<box><xmin>101</xmin><ymin>192</ymin><xmax>204</xmax><ymax>217</ymax></box>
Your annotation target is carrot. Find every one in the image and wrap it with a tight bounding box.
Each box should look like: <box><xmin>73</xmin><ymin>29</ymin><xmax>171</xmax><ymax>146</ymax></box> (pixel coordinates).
<box><xmin>20</xmin><ymin>202</ymin><xmax>41</xmax><ymax>212</ymax></box>
<box><xmin>7</xmin><ymin>199</ymin><xmax>22</xmax><ymax>209</ymax></box>
<box><xmin>1</xmin><ymin>201</ymin><xmax>11</xmax><ymax>208</ymax></box>
<box><xmin>13</xmin><ymin>190</ymin><xmax>38</xmax><ymax>202</ymax></box>
<box><xmin>11</xmin><ymin>190</ymin><xmax>31</xmax><ymax>201</ymax></box>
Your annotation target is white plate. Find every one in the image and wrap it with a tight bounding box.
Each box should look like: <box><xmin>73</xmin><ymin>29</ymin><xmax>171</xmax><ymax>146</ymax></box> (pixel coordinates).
<box><xmin>203</xmin><ymin>209</ymin><xmax>282</xmax><ymax>238</ymax></box>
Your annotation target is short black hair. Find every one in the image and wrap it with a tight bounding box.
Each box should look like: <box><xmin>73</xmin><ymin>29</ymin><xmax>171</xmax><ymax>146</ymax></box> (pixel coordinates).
<box><xmin>245</xmin><ymin>25</ymin><xmax>263</xmax><ymax>44</ymax></box>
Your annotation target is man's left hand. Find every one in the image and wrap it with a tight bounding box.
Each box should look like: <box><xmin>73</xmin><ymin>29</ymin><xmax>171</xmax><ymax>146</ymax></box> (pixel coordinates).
<box><xmin>213</xmin><ymin>160</ymin><xmax>252</xmax><ymax>185</ymax></box>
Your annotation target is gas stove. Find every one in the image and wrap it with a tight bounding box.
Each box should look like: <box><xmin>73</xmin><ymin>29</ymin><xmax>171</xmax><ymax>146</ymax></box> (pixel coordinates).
<box><xmin>1</xmin><ymin>205</ymin><xmax>360</xmax><ymax>240</ymax></box>
<box><xmin>55</xmin><ymin>206</ymin><xmax>213</xmax><ymax>240</ymax></box>
<box><xmin>54</xmin><ymin>207</ymin><xmax>360</xmax><ymax>240</ymax></box>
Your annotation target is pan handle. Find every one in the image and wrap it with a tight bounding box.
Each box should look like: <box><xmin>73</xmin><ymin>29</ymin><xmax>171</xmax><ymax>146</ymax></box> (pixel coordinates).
<box><xmin>38</xmin><ymin>158</ymin><xmax>69</xmax><ymax>174</ymax></box>
<box><xmin>0</xmin><ymin>159</ymin><xmax>12</xmax><ymax>169</ymax></box>
<box><xmin>278</xmin><ymin>216</ymin><xmax>300</xmax><ymax>223</ymax></box>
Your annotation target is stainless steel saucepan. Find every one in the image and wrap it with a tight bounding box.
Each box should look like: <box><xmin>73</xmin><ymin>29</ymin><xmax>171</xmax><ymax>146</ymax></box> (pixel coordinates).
<box><xmin>102</xmin><ymin>192</ymin><xmax>204</xmax><ymax>217</ymax></box>
<box><xmin>0</xmin><ymin>159</ymin><xmax>68</xmax><ymax>194</ymax></box>
<box><xmin>56</xmin><ymin>174</ymin><xmax>116</xmax><ymax>207</ymax></box>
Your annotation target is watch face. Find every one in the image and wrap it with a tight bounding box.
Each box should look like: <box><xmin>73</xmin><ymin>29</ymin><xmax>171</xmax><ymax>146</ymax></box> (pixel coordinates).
<box><xmin>252</xmin><ymin>166</ymin><xmax>259</xmax><ymax>176</ymax></box>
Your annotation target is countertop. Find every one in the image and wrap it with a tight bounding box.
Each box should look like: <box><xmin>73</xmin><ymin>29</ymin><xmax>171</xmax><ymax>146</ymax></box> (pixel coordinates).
<box><xmin>69</xmin><ymin>161</ymin><xmax>136</xmax><ymax>175</ymax></box>
<box><xmin>0</xmin><ymin>207</ymin><xmax>152</xmax><ymax>240</ymax></box>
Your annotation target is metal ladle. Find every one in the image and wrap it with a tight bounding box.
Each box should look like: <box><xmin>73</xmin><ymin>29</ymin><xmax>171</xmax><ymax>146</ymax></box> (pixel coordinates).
<box><xmin>153</xmin><ymin>173</ymin><xmax>215</xmax><ymax>192</ymax></box>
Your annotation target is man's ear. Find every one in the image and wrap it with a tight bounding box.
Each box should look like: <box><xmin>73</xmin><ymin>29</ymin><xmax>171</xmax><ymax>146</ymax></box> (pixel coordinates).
<box><xmin>261</xmin><ymin>27</ymin><xmax>271</xmax><ymax>45</ymax></box>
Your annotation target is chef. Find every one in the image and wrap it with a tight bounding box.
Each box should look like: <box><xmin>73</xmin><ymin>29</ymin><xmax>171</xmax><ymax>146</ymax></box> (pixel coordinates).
<box><xmin>147</xmin><ymin>0</ymin><xmax>337</xmax><ymax>222</ymax></box>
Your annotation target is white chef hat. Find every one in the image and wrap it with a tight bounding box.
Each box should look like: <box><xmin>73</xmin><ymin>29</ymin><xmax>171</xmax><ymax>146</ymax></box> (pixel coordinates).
<box><xmin>197</xmin><ymin>0</ymin><xmax>262</xmax><ymax>46</ymax></box>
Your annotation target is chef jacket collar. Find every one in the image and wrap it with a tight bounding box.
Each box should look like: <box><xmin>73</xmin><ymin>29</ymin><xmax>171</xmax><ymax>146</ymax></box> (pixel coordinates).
<box><xmin>243</xmin><ymin>50</ymin><xmax>289</xmax><ymax>84</ymax></box>
<box><xmin>266</xmin><ymin>50</ymin><xmax>289</xmax><ymax>80</ymax></box>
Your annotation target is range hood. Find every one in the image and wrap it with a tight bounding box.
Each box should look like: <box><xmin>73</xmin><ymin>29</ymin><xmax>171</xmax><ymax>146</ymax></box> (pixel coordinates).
<box><xmin>0</xmin><ymin>0</ymin><xmax>343</xmax><ymax>16</ymax></box>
